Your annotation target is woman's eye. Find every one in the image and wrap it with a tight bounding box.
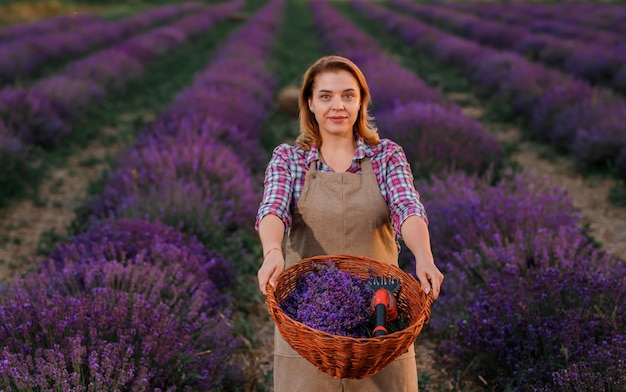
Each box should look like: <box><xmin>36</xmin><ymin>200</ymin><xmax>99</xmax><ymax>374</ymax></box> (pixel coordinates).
<box><xmin>344</xmin><ymin>94</ymin><xmax>354</xmax><ymax>99</ymax></box>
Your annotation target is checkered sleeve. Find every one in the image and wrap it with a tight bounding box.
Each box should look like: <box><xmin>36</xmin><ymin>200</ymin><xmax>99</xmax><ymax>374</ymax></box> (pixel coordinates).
<box><xmin>383</xmin><ymin>143</ymin><xmax>428</xmax><ymax>238</ymax></box>
<box><xmin>255</xmin><ymin>144</ymin><xmax>294</xmax><ymax>232</ymax></box>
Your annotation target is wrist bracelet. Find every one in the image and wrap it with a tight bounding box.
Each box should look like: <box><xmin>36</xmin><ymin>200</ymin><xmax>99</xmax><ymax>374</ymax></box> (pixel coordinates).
<box><xmin>263</xmin><ymin>247</ymin><xmax>282</xmax><ymax>260</ymax></box>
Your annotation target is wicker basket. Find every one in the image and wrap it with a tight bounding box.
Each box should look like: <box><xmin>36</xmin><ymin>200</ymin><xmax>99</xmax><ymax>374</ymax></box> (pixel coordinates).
<box><xmin>266</xmin><ymin>254</ymin><xmax>434</xmax><ymax>380</ymax></box>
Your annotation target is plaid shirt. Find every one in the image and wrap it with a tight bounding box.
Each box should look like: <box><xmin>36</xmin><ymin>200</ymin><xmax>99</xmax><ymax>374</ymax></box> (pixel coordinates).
<box><xmin>255</xmin><ymin>136</ymin><xmax>428</xmax><ymax>245</ymax></box>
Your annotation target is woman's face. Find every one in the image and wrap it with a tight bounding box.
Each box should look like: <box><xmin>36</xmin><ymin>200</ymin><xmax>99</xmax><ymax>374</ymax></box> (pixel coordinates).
<box><xmin>308</xmin><ymin>70</ymin><xmax>361</xmax><ymax>140</ymax></box>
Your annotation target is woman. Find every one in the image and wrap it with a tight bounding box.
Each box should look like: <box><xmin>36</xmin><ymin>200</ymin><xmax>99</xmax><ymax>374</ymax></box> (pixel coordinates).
<box><xmin>255</xmin><ymin>55</ymin><xmax>443</xmax><ymax>391</ymax></box>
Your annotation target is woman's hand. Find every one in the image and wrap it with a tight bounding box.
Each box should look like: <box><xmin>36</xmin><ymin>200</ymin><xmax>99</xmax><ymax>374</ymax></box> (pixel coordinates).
<box><xmin>400</xmin><ymin>216</ymin><xmax>444</xmax><ymax>299</ymax></box>
<box><xmin>257</xmin><ymin>250</ymin><xmax>285</xmax><ymax>295</ymax></box>
<box><xmin>257</xmin><ymin>215</ymin><xmax>287</xmax><ymax>295</ymax></box>
<box><xmin>414</xmin><ymin>258</ymin><xmax>444</xmax><ymax>300</ymax></box>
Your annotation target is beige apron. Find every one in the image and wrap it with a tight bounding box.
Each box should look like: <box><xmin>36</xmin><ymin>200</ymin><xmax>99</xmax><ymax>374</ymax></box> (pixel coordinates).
<box><xmin>274</xmin><ymin>157</ymin><xmax>418</xmax><ymax>392</ymax></box>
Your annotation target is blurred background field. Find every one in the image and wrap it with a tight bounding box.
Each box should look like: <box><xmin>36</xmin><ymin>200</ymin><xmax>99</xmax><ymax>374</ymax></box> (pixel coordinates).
<box><xmin>0</xmin><ymin>0</ymin><xmax>625</xmax><ymax>391</ymax></box>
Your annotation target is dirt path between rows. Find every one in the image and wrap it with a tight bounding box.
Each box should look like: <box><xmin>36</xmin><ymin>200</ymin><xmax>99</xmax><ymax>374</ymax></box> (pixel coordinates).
<box><xmin>0</xmin><ymin>112</ymin><xmax>151</xmax><ymax>283</ymax></box>
<box><xmin>0</xmin><ymin>149</ymin><xmax>109</xmax><ymax>282</ymax></box>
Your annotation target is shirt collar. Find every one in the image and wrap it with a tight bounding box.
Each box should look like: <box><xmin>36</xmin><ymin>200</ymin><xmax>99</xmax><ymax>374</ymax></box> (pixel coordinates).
<box><xmin>307</xmin><ymin>135</ymin><xmax>373</xmax><ymax>166</ymax></box>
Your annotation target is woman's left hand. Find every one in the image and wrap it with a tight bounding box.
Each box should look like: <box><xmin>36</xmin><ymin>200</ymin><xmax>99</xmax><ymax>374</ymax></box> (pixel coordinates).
<box><xmin>414</xmin><ymin>258</ymin><xmax>444</xmax><ymax>299</ymax></box>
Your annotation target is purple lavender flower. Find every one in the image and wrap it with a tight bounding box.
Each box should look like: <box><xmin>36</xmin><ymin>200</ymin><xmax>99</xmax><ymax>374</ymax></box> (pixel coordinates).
<box><xmin>571</xmin><ymin>112</ymin><xmax>626</xmax><ymax>169</ymax></box>
<box><xmin>60</xmin><ymin>50</ymin><xmax>144</xmax><ymax>93</ymax></box>
<box><xmin>280</xmin><ymin>260</ymin><xmax>373</xmax><ymax>338</ymax></box>
<box><xmin>168</xmin><ymin>85</ymin><xmax>272</xmax><ymax>139</ymax></box>
<box><xmin>0</xmin><ymin>12</ymin><xmax>99</xmax><ymax>43</ymax></box>
<box><xmin>47</xmin><ymin>218</ymin><xmax>233</xmax><ymax>291</ymax></box>
<box><xmin>116</xmin><ymin>26</ymin><xmax>188</xmax><ymax>63</ymax></box>
<box><xmin>417</xmin><ymin>170</ymin><xmax>579</xmax><ymax>262</ymax></box>
<box><xmin>0</xmin><ymin>3</ymin><xmax>206</xmax><ymax>84</ymax></box>
<box><xmin>562</xmin><ymin>46</ymin><xmax>621</xmax><ymax>83</ymax></box>
<box><xmin>547</xmin><ymin>334</ymin><xmax>626</xmax><ymax>392</ymax></box>
<box><xmin>32</xmin><ymin>76</ymin><xmax>106</xmax><ymax>112</ymax></box>
<box><xmin>443</xmin><ymin>255</ymin><xmax>626</xmax><ymax>390</ymax></box>
<box><xmin>82</xmin><ymin>133</ymin><xmax>260</xmax><ymax>247</ymax></box>
<box><xmin>147</xmin><ymin>109</ymin><xmax>268</xmax><ymax>169</ymax></box>
<box><xmin>0</xmin><ymin>87</ymin><xmax>71</xmax><ymax>148</ymax></box>
<box><xmin>0</xmin><ymin>282</ymin><xmax>244</xmax><ymax>390</ymax></box>
<box><xmin>376</xmin><ymin>102</ymin><xmax>503</xmax><ymax>176</ymax></box>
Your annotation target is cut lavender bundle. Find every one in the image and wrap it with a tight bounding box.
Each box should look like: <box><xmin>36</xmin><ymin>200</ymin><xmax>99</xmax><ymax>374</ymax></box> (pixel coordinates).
<box><xmin>280</xmin><ymin>260</ymin><xmax>373</xmax><ymax>338</ymax></box>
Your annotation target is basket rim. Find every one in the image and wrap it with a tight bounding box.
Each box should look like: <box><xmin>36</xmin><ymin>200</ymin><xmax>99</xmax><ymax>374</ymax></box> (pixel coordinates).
<box><xmin>265</xmin><ymin>254</ymin><xmax>434</xmax><ymax>379</ymax></box>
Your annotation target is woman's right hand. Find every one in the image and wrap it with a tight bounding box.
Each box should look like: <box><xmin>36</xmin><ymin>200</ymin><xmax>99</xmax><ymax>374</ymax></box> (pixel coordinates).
<box><xmin>257</xmin><ymin>251</ymin><xmax>285</xmax><ymax>295</ymax></box>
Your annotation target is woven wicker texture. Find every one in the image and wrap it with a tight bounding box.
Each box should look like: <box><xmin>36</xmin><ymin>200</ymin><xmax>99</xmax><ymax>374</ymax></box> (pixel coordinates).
<box><xmin>266</xmin><ymin>254</ymin><xmax>434</xmax><ymax>380</ymax></box>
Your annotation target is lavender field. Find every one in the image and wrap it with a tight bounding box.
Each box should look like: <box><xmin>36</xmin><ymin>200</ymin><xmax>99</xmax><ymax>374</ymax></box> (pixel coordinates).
<box><xmin>1</xmin><ymin>0</ymin><xmax>625</xmax><ymax>391</ymax></box>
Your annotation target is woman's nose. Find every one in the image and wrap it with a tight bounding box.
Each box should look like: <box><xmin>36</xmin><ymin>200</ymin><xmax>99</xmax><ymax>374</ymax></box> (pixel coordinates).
<box><xmin>332</xmin><ymin>97</ymin><xmax>344</xmax><ymax>110</ymax></box>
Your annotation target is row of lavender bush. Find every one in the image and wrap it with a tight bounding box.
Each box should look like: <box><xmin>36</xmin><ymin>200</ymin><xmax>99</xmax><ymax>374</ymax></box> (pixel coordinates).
<box><xmin>0</xmin><ymin>1</ymin><xmax>243</xmax><ymax>207</ymax></box>
<box><xmin>362</xmin><ymin>0</ymin><xmax>626</xmax><ymax>185</ymax></box>
<box><xmin>0</xmin><ymin>2</ymin><xmax>204</xmax><ymax>84</ymax></box>
<box><xmin>400</xmin><ymin>2</ymin><xmax>626</xmax><ymax>92</ymax></box>
<box><xmin>466</xmin><ymin>2</ymin><xmax>626</xmax><ymax>36</ymax></box>
<box><xmin>345</xmin><ymin>1</ymin><xmax>626</xmax><ymax>389</ymax></box>
<box><xmin>0</xmin><ymin>0</ymin><xmax>284</xmax><ymax>390</ymax></box>
<box><xmin>0</xmin><ymin>11</ymin><xmax>99</xmax><ymax>43</ymax></box>
<box><xmin>0</xmin><ymin>0</ymin><xmax>240</xmax><ymax>149</ymax></box>
<box><xmin>449</xmin><ymin>3</ymin><xmax>625</xmax><ymax>49</ymax></box>
<box><xmin>308</xmin><ymin>1</ymin><xmax>503</xmax><ymax>180</ymax></box>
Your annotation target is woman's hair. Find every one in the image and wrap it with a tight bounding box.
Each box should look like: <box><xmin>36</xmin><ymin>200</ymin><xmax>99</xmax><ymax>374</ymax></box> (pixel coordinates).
<box><xmin>295</xmin><ymin>55</ymin><xmax>379</xmax><ymax>150</ymax></box>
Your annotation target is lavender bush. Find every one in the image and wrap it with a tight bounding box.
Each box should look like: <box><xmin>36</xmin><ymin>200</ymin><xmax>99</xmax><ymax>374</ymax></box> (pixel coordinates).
<box><xmin>0</xmin><ymin>12</ymin><xmax>99</xmax><ymax>43</ymax></box>
<box><xmin>31</xmin><ymin>76</ymin><xmax>106</xmax><ymax>113</ymax></box>
<box><xmin>545</xmin><ymin>334</ymin><xmax>626</xmax><ymax>392</ymax></box>
<box><xmin>0</xmin><ymin>217</ymin><xmax>246</xmax><ymax>390</ymax></box>
<box><xmin>60</xmin><ymin>50</ymin><xmax>145</xmax><ymax>94</ymax></box>
<box><xmin>0</xmin><ymin>3</ymin><xmax>204</xmax><ymax>83</ymax></box>
<box><xmin>145</xmin><ymin>110</ymin><xmax>267</xmax><ymax>169</ymax></box>
<box><xmin>80</xmin><ymin>131</ymin><xmax>260</xmax><ymax>249</ymax></box>
<box><xmin>280</xmin><ymin>260</ymin><xmax>373</xmax><ymax>338</ymax></box>
<box><xmin>613</xmin><ymin>65</ymin><xmax>626</xmax><ymax>92</ymax></box>
<box><xmin>376</xmin><ymin>102</ymin><xmax>503</xmax><ymax>177</ymax></box>
<box><xmin>571</xmin><ymin>116</ymin><xmax>626</xmax><ymax>170</ymax></box>
<box><xmin>443</xmin><ymin>253</ymin><xmax>626</xmax><ymax>390</ymax></box>
<box><xmin>426</xmin><ymin>225</ymin><xmax>614</xmax><ymax>335</ymax></box>
<box><xmin>0</xmin><ymin>87</ymin><xmax>71</xmax><ymax>148</ymax></box>
<box><xmin>48</xmin><ymin>218</ymin><xmax>233</xmax><ymax>291</ymax></box>
<box><xmin>415</xmin><ymin>170</ymin><xmax>579</xmax><ymax>262</ymax></box>
<box><xmin>0</xmin><ymin>282</ymin><xmax>244</xmax><ymax>391</ymax></box>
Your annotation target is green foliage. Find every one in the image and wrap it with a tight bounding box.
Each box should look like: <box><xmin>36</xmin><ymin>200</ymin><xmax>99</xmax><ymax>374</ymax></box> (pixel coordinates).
<box><xmin>609</xmin><ymin>182</ymin><xmax>626</xmax><ymax>207</ymax></box>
